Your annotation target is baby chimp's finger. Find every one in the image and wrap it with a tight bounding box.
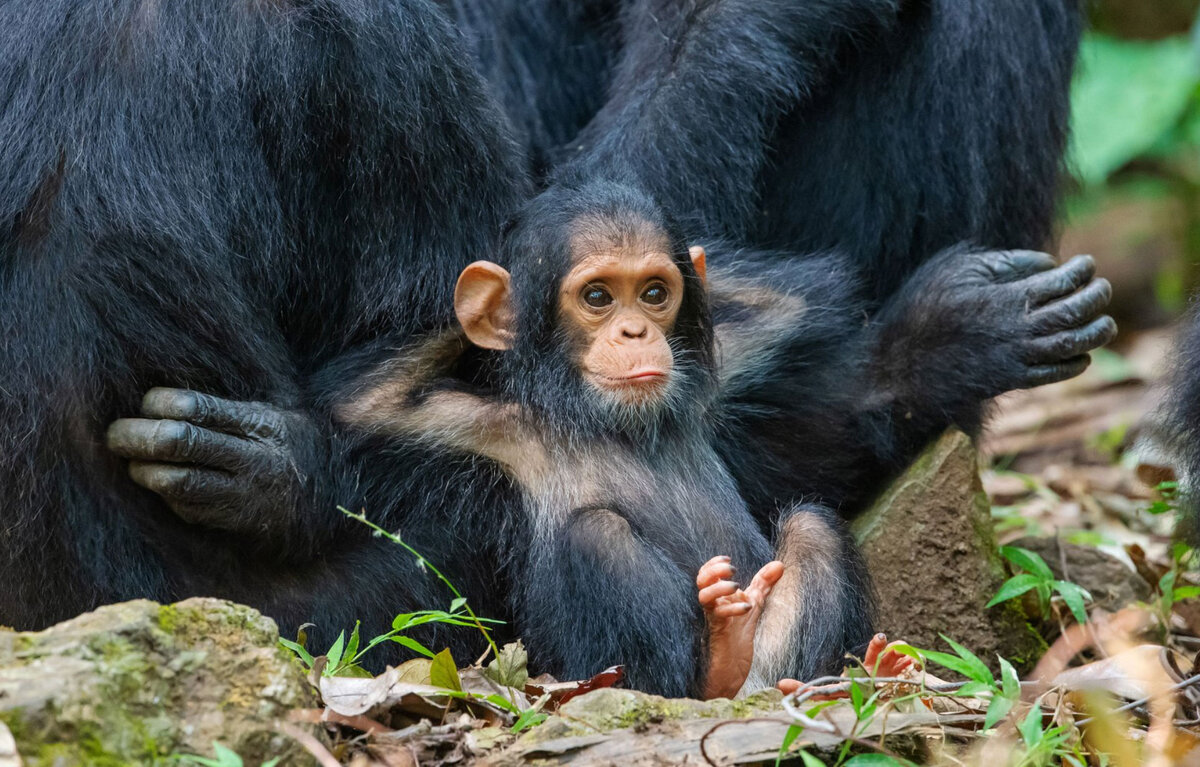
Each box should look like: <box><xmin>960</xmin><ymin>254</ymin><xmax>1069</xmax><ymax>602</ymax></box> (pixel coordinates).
<box><xmin>699</xmin><ymin>580</ymin><xmax>740</xmax><ymax>606</ymax></box>
<box><xmin>1022</xmin><ymin>356</ymin><xmax>1092</xmax><ymax>388</ymax></box>
<box><xmin>1024</xmin><ymin>316</ymin><xmax>1117</xmax><ymax>366</ymax></box>
<box><xmin>1023</xmin><ymin>255</ymin><xmax>1095</xmax><ymax>306</ymax></box>
<box><xmin>141</xmin><ymin>388</ymin><xmax>280</xmax><ymax>438</ymax></box>
<box><xmin>745</xmin><ymin>561</ymin><xmax>785</xmax><ymax>603</ymax></box>
<box><xmin>1030</xmin><ymin>278</ymin><xmax>1112</xmax><ymax>333</ymax></box>
<box><xmin>713</xmin><ymin>601</ymin><xmax>754</xmax><ymax>619</ymax></box>
<box><xmin>696</xmin><ymin>556</ymin><xmax>735</xmax><ymax>589</ymax></box>
<box><xmin>107</xmin><ymin>418</ymin><xmax>257</xmax><ymax>471</ymax></box>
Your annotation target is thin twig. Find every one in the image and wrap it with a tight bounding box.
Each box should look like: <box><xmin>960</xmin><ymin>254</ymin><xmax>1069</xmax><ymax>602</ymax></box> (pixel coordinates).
<box><xmin>277</xmin><ymin>721</ymin><xmax>342</xmax><ymax>767</ymax></box>
<box><xmin>1075</xmin><ymin>672</ymin><xmax>1200</xmax><ymax>726</ymax></box>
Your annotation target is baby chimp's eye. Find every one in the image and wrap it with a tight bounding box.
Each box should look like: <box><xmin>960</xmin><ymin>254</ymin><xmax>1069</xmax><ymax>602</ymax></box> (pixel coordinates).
<box><xmin>640</xmin><ymin>284</ymin><xmax>668</xmax><ymax>306</ymax></box>
<box><xmin>583</xmin><ymin>285</ymin><xmax>613</xmax><ymax>309</ymax></box>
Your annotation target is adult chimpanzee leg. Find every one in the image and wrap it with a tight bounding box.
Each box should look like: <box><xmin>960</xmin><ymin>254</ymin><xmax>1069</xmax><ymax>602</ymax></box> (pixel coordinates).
<box><xmin>1</xmin><ymin>0</ymin><xmax>525</xmax><ymax>648</ymax></box>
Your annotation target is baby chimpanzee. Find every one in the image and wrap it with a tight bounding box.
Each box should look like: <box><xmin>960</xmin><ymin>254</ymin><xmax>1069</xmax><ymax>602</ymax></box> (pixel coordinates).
<box><xmin>337</xmin><ymin>181</ymin><xmax>1114</xmax><ymax>696</ymax></box>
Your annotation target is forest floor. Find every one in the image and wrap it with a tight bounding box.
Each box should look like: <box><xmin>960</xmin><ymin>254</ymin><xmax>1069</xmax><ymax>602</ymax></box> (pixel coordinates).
<box><xmin>268</xmin><ymin>327</ymin><xmax>1200</xmax><ymax>766</ymax></box>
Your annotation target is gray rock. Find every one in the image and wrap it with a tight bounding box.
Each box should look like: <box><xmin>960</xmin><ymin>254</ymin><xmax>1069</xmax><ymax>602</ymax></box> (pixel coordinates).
<box><xmin>0</xmin><ymin>598</ymin><xmax>317</xmax><ymax>766</ymax></box>
<box><xmin>852</xmin><ymin>430</ymin><xmax>1046</xmax><ymax>672</ymax></box>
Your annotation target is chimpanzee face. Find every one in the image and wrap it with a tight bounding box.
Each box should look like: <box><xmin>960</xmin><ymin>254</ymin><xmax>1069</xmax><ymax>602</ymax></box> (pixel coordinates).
<box><xmin>555</xmin><ymin>226</ymin><xmax>701</xmax><ymax>408</ymax></box>
<box><xmin>454</xmin><ymin>217</ymin><xmax>706</xmax><ymax>413</ymax></box>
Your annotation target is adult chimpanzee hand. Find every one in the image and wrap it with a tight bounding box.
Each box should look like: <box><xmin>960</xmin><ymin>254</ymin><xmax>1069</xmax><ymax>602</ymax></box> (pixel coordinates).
<box><xmin>874</xmin><ymin>249</ymin><xmax>1116</xmax><ymax>402</ymax></box>
<box><xmin>106</xmin><ymin>388</ymin><xmax>329</xmax><ymax>539</ymax></box>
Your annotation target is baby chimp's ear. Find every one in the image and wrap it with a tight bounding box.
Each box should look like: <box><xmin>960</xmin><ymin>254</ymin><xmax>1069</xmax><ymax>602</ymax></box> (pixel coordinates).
<box><xmin>689</xmin><ymin>246</ymin><xmax>707</xmax><ymax>284</ymax></box>
<box><xmin>455</xmin><ymin>261</ymin><xmax>515</xmax><ymax>350</ymax></box>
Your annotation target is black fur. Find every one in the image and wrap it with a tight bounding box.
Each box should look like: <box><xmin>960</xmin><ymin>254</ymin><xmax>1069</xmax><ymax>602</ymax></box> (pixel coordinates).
<box><xmin>451</xmin><ymin>0</ymin><xmax>1083</xmax><ymax>300</ymax></box>
<box><xmin>0</xmin><ymin>0</ymin><xmax>526</xmax><ymax>657</ymax></box>
<box><xmin>1</xmin><ymin>0</ymin><xmax>1104</xmax><ymax>696</ymax></box>
<box><xmin>1164</xmin><ymin>307</ymin><xmax>1200</xmax><ymax>544</ymax></box>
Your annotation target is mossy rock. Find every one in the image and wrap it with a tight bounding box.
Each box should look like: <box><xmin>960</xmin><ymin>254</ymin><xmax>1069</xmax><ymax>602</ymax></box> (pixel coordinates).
<box><xmin>852</xmin><ymin>430</ymin><xmax>1046</xmax><ymax>673</ymax></box>
<box><xmin>0</xmin><ymin>598</ymin><xmax>318</xmax><ymax>766</ymax></box>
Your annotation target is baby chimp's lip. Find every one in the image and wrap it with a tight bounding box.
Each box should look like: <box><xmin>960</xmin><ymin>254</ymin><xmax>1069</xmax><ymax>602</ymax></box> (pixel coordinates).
<box><xmin>621</xmin><ymin>369</ymin><xmax>667</xmax><ymax>381</ymax></box>
<box><xmin>587</xmin><ymin>369</ymin><xmax>670</xmax><ymax>389</ymax></box>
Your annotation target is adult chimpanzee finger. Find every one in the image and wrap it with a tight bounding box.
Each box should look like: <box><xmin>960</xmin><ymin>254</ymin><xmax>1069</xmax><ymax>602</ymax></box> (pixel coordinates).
<box><xmin>1029</xmin><ymin>278</ymin><xmax>1112</xmax><ymax>333</ymax></box>
<box><xmin>1023</xmin><ymin>316</ymin><xmax>1118</xmax><ymax>366</ymax></box>
<box><xmin>1022</xmin><ymin>255</ymin><xmax>1095</xmax><ymax>306</ymax></box>
<box><xmin>982</xmin><ymin>250</ymin><xmax>1057</xmax><ymax>283</ymax></box>
<box><xmin>127</xmin><ymin>461</ymin><xmax>238</xmax><ymax>506</ymax></box>
<box><xmin>107</xmin><ymin>418</ymin><xmax>258</xmax><ymax>471</ymax></box>
<box><xmin>1022</xmin><ymin>356</ymin><xmax>1091</xmax><ymax>388</ymax></box>
<box><xmin>140</xmin><ymin>387</ymin><xmax>280</xmax><ymax>438</ymax></box>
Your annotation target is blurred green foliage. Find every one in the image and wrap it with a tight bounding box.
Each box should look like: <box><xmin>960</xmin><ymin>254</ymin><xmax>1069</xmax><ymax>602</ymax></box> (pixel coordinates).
<box><xmin>1064</xmin><ymin>9</ymin><xmax>1200</xmax><ymax>317</ymax></box>
<box><xmin>1069</xmin><ymin>33</ymin><xmax>1199</xmax><ymax>186</ymax></box>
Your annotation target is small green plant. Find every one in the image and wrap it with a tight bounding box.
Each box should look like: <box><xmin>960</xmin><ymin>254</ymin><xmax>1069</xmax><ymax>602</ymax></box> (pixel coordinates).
<box><xmin>279</xmin><ymin>507</ymin><xmax>504</xmax><ymax>677</ymax></box>
<box><xmin>1145</xmin><ymin>480</ymin><xmax>1180</xmax><ymax>516</ymax></box>
<box><xmin>1013</xmin><ymin>704</ymin><xmax>1087</xmax><ymax>767</ymax></box>
<box><xmin>987</xmin><ymin>546</ymin><xmax>1092</xmax><ymax>624</ymax></box>
<box><xmin>1151</xmin><ymin>541</ymin><xmax>1200</xmax><ymax>627</ymax></box>
<box><xmin>914</xmin><ymin>636</ymin><xmax>1021</xmax><ymax>730</ymax></box>
<box><xmin>177</xmin><ymin>743</ymin><xmax>278</xmax><ymax>767</ymax></box>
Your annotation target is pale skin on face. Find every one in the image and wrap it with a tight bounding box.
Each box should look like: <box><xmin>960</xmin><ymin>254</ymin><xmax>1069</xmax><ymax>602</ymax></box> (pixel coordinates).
<box><xmin>454</xmin><ymin>231</ymin><xmax>707</xmax><ymax>406</ymax></box>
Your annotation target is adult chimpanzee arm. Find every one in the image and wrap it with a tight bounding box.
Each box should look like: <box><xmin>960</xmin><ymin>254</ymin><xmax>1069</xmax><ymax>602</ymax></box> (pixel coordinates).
<box><xmin>712</xmin><ymin>247</ymin><xmax>1116</xmax><ymax>519</ymax></box>
<box><xmin>555</xmin><ymin>0</ymin><xmax>902</xmax><ymax>237</ymax></box>
<box><xmin>863</xmin><ymin>248</ymin><xmax>1117</xmax><ymax>461</ymax></box>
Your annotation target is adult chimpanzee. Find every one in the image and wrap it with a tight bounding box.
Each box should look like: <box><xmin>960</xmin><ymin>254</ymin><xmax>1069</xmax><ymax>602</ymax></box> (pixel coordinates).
<box><xmin>1163</xmin><ymin>311</ymin><xmax>1200</xmax><ymax>544</ymax></box>
<box><xmin>0</xmin><ymin>0</ymin><xmax>527</xmax><ymax>637</ymax></box>
<box><xmin>449</xmin><ymin>0</ymin><xmax>1083</xmax><ymax>301</ymax></box>
<box><xmin>328</xmin><ymin>181</ymin><xmax>1113</xmax><ymax>695</ymax></box>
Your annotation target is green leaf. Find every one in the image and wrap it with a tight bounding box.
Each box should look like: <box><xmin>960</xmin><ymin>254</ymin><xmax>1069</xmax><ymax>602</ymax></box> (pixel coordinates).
<box><xmin>212</xmin><ymin>743</ymin><xmax>243</xmax><ymax>767</ymax></box>
<box><xmin>430</xmin><ymin>648</ymin><xmax>462</xmax><ymax>692</ymax></box>
<box><xmin>484</xmin><ymin>693</ymin><xmax>522</xmax><ymax>714</ymax></box>
<box><xmin>796</xmin><ymin>749</ymin><xmax>825</xmax><ymax>767</ymax></box>
<box><xmin>325</xmin><ymin>631</ymin><xmax>346</xmax><ymax>671</ymax></box>
<box><xmin>1174</xmin><ymin>585</ymin><xmax>1200</xmax><ymax>601</ymax></box>
<box><xmin>987</xmin><ymin>573</ymin><xmax>1043</xmax><ymax>607</ymax></box>
<box><xmin>776</xmin><ymin>724</ymin><xmax>806</xmax><ymax>767</ymax></box>
<box><xmin>511</xmin><ymin>708</ymin><xmax>548</xmax><ymax>733</ymax></box>
<box><xmin>262</xmin><ymin>760</ymin><xmax>281</xmax><ymax>767</ymax></box>
<box><xmin>1018</xmin><ymin>705</ymin><xmax>1045</xmax><ymax>747</ymax></box>
<box><xmin>277</xmin><ymin>638</ymin><xmax>314</xmax><ymax>668</ymax></box>
<box><xmin>1160</xmin><ymin>569</ymin><xmax>1178</xmax><ymax>597</ymax></box>
<box><xmin>984</xmin><ymin>691</ymin><xmax>1016</xmax><ymax>730</ymax></box>
<box><xmin>1053</xmin><ymin>581</ymin><xmax>1092</xmax><ymax>625</ymax></box>
<box><xmin>921</xmin><ymin>649</ymin><xmax>990</xmax><ymax>684</ymax></box>
<box><xmin>999</xmin><ymin>657</ymin><xmax>1020</xmax><ymax>701</ymax></box>
<box><xmin>1070</xmin><ymin>34</ymin><xmax>1199</xmax><ymax>185</ymax></box>
<box><xmin>955</xmin><ymin>680</ymin><xmax>994</xmax><ymax>697</ymax></box>
<box><xmin>333</xmin><ymin>662</ymin><xmax>374</xmax><ymax>679</ymax></box>
<box><xmin>392</xmin><ymin>635</ymin><xmax>436</xmax><ymax>659</ymax></box>
<box><xmin>344</xmin><ymin>621</ymin><xmax>362</xmax><ymax>665</ymax></box>
<box><xmin>849</xmin><ymin>678</ymin><xmax>865</xmax><ymax>716</ymax></box>
<box><xmin>939</xmin><ymin>635</ymin><xmax>994</xmax><ymax>685</ymax></box>
<box><xmin>450</xmin><ymin>597</ymin><xmax>467</xmax><ymax>613</ymax></box>
<box><xmin>843</xmin><ymin>754</ymin><xmax>911</xmax><ymax>766</ymax></box>
<box><xmin>998</xmin><ymin>547</ymin><xmax>1054</xmax><ymax>580</ymax></box>
<box><xmin>485</xmin><ymin>641</ymin><xmax>530</xmax><ymax>689</ymax></box>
